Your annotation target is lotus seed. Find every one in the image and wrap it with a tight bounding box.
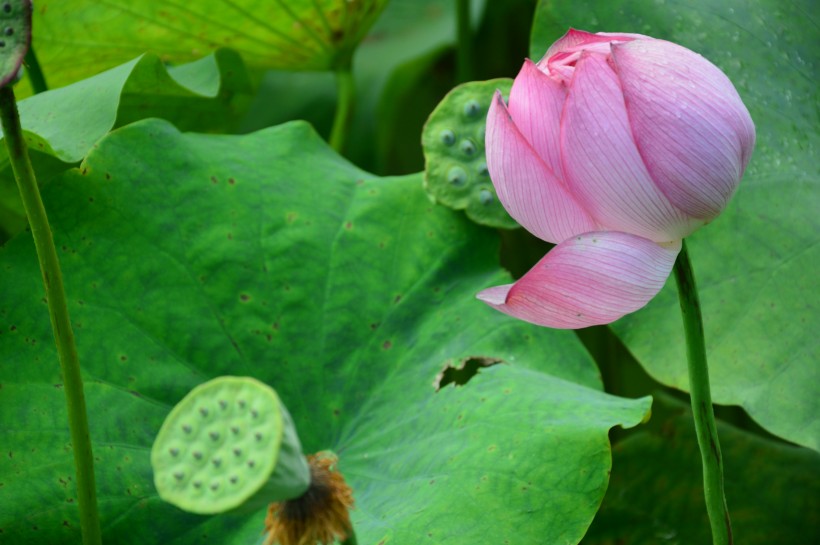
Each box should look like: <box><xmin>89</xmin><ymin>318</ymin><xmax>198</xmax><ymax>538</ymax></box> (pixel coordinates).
<box><xmin>464</xmin><ymin>99</ymin><xmax>482</xmax><ymax>117</ymax></box>
<box><xmin>477</xmin><ymin>162</ymin><xmax>489</xmax><ymax>177</ymax></box>
<box><xmin>479</xmin><ymin>189</ymin><xmax>494</xmax><ymax>205</ymax></box>
<box><xmin>218</xmin><ymin>400</ymin><xmax>227</xmax><ymax>410</ymax></box>
<box><xmin>193</xmin><ymin>481</ymin><xmax>202</xmax><ymax>489</ymax></box>
<box><xmin>447</xmin><ymin>167</ymin><xmax>467</xmax><ymax>187</ymax></box>
<box><xmin>209</xmin><ymin>431</ymin><xmax>220</xmax><ymax>441</ymax></box>
<box><xmin>173</xmin><ymin>472</ymin><xmax>184</xmax><ymax>481</ymax></box>
<box><xmin>238</xmin><ymin>400</ymin><xmax>246</xmax><ymax>408</ymax></box>
<box><xmin>199</xmin><ymin>407</ymin><xmax>209</xmax><ymax>417</ymax></box>
<box><xmin>182</xmin><ymin>425</ymin><xmax>192</xmax><ymax>434</ymax></box>
<box><xmin>210</xmin><ymin>482</ymin><xmax>220</xmax><ymax>491</ymax></box>
<box><xmin>439</xmin><ymin>129</ymin><xmax>456</xmax><ymax>146</ymax></box>
<box><xmin>169</xmin><ymin>448</ymin><xmax>180</xmax><ymax>457</ymax></box>
<box><xmin>1</xmin><ymin>4</ymin><xmax>9</xmax><ymax>14</ymax></box>
<box><xmin>251</xmin><ymin>409</ymin><xmax>259</xmax><ymax>418</ymax></box>
<box><xmin>229</xmin><ymin>476</ymin><xmax>238</xmax><ymax>484</ymax></box>
<box><xmin>230</xmin><ymin>426</ymin><xmax>240</xmax><ymax>435</ymax></box>
<box><xmin>3</xmin><ymin>27</ymin><xmax>12</xmax><ymax>36</ymax></box>
<box><xmin>254</xmin><ymin>432</ymin><xmax>263</xmax><ymax>441</ymax></box>
<box><xmin>212</xmin><ymin>458</ymin><xmax>222</xmax><ymax>468</ymax></box>
<box><xmin>247</xmin><ymin>460</ymin><xmax>256</xmax><ymax>468</ymax></box>
<box><xmin>193</xmin><ymin>451</ymin><xmax>203</xmax><ymax>460</ymax></box>
<box><xmin>460</xmin><ymin>140</ymin><xmax>477</xmax><ymax>156</ymax></box>
<box><xmin>233</xmin><ymin>448</ymin><xmax>242</xmax><ymax>457</ymax></box>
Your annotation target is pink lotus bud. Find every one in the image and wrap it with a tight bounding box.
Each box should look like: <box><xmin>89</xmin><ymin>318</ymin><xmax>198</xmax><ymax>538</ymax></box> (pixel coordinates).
<box><xmin>477</xmin><ymin>29</ymin><xmax>755</xmax><ymax>329</ymax></box>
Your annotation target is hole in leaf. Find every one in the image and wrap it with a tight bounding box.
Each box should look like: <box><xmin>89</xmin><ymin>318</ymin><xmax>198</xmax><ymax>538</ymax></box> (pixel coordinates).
<box><xmin>434</xmin><ymin>356</ymin><xmax>504</xmax><ymax>392</ymax></box>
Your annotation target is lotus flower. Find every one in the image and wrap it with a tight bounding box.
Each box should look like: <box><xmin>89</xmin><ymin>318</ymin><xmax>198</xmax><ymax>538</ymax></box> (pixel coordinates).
<box><xmin>477</xmin><ymin>29</ymin><xmax>755</xmax><ymax>328</ymax></box>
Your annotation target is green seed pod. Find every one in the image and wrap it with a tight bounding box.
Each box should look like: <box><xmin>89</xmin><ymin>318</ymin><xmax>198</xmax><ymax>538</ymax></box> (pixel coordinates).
<box><xmin>151</xmin><ymin>376</ymin><xmax>310</xmax><ymax>515</ymax></box>
<box><xmin>0</xmin><ymin>0</ymin><xmax>31</xmax><ymax>88</ymax></box>
<box><xmin>422</xmin><ymin>78</ymin><xmax>518</xmax><ymax>229</ymax></box>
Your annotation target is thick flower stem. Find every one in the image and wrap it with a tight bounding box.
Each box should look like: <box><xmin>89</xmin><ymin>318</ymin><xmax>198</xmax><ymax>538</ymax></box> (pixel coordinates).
<box><xmin>673</xmin><ymin>240</ymin><xmax>732</xmax><ymax>545</ymax></box>
<box><xmin>0</xmin><ymin>86</ymin><xmax>101</xmax><ymax>545</ymax></box>
<box><xmin>455</xmin><ymin>0</ymin><xmax>473</xmax><ymax>83</ymax></box>
<box><xmin>329</xmin><ymin>64</ymin><xmax>355</xmax><ymax>154</ymax></box>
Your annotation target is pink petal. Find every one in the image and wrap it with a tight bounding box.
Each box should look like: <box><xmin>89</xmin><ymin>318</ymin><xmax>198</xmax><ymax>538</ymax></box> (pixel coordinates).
<box><xmin>508</xmin><ymin>59</ymin><xmax>567</xmax><ymax>180</ymax></box>
<box><xmin>542</xmin><ymin>28</ymin><xmax>643</xmax><ymax>62</ymax></box>
<box><xmin>476</xmin><ymin>232</ymin><xmax>681</xmax><ymax>329</ymax></box>
<box><xmin>611</xmin><ymin>40</ymin><xmax>755</xmax><ymax>219</ymax></box>
<box><xmin>560</xmin><ymin>52</ymin><xmax>703</xmax><ymax>242</ymax></box>
<box><xmin>486</xmin><ymin>91</ymin><xmax>598</xmax><ymax>244</ymax></box>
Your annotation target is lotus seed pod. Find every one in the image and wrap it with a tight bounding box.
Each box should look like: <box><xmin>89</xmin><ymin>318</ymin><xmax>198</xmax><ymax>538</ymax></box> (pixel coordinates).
<box><xmin>422</xmin><ymin>78</ymin><xmax>518</xmax><ymax>229</ymax></box>
<box><xmin>0</xmin><ymin>0</ymin><xmax>31</xmax><ymax>88</ymax></box>
<box><xmin>151</xmin><ymin>376</ymin><xmax>310</xmax><ymax>515</ymax></box>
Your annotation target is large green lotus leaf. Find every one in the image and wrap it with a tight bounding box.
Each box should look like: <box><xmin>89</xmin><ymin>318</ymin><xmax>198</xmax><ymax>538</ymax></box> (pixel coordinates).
<box><xmin>0</xmin><ymin>49</ymin><xmax>252</xmax><ymax>241</ymax></box>
<box><xmin>531</xmin><ymin>0</ymin><xmax>820</xmax><ymax>450</ymax></box>
<box><xmin>0</xmin><ymin>119</ymin><xmax>650</xmax><ymax>543</ymax></box>
<box><xmin>19</xmin><ymin>0</ymin><xmax>387</xmax><ymax>96</ymax></box>
<box><xmin>239</xmin><ymin>0</ymin><xmax>488</xmax><ymax>172</ymax></box>
<box><xmin>583</xmin><ymin>397</ymin><xmax>820</xmax><ymax>544</ymax></box>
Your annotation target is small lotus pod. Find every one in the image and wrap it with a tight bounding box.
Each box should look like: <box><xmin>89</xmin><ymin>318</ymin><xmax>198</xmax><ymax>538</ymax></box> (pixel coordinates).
<box><xmin>0</xmin><ymin>0</ymin><xmax>31</xmax><ymax>87</ymax></box>
<box><xmin>151</xmin><ymin>376</ymin><xmax>310</xmax><ymax>515</ymax></box>
<box><xmin>422</xmin><ymin>78</ymin><xmax>518</xmax><ymax>229</ymax></box>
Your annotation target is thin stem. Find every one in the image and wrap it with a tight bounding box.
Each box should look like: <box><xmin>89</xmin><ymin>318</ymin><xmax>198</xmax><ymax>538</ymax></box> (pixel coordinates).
<box><xmin>0</xmin><ymin>86</ymin><xmax>101</xmax><ymax>545</ymax></box>
<box><xmin>329</xmin><ymin>64</ymin><xmax>355</xmax><ymax>154</ymax></box>
<box><xmin>673</xmin><ymin>239</ymin><xmax>732</xmax><ymax>545</ymax></box>
<box><xmin>455</xmin><ymin>0</ymin><xmax>473</xmax><ymax>83</ymax></box>
<box><xmin>24</xmin><ymin>45</ymin><xmax>48</xmax><ymax>94</ymax></box>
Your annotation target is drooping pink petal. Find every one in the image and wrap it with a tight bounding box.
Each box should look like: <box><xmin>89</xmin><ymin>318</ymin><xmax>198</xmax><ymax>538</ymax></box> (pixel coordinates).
<box><xmin>611</xmin><ymin>40</ymin><xmax>756</xmax><ymax>219</ymax></box>
<box><xmin>560</xmin><ymin>51</ymin><xmax>703</xmax><ymax>242</ymax></box>
<box><xmin>486</xmin><ymin>91</ymin><xmax>598</xmax><ymax>244</ymax></box>
<box><xmin>508</xmin><ymin>59</ymin><xmax>567</xmax><ymax>180</ymax></box>
<box><xmin>476</xmin><ymin>232</ymin><xmax>681</xmax><ymax>329</ymax></box>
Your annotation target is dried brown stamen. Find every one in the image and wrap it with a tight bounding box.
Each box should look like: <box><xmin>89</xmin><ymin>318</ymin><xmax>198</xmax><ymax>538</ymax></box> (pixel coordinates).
<box><xmin>264</xmin><ymin>452</ymin><xmax>354</xmax><ymax>545</ymax></box>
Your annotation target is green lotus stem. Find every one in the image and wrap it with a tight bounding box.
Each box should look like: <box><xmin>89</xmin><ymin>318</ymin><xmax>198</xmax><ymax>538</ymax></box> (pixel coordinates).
<box><xmin>0</xmin><ymin>86</ymin><xmax>101</xmax><ymax>545</ymax></box>
<box><xmin>455</xmin><ymin>0</ymin><xmax>473</xmax><ymax>83</ymax></box>
<box><xmin>329</xmin><ymin>64</ymin><xmax>355</xmax><ymax>154</ymax></box>
<box><xmin>24</xmin><ymin>45</ymin><xmax>48</xmax><ymax>94</ymax></box>
<box><xmin>673</xmin><ymin>239</ymin><xmax>732</xmax><ymax>545</ymax></box>
<box><xmin>341</xmin><ymin>528</ymin><xmax>358</xmax><ymax>545</ymax></box>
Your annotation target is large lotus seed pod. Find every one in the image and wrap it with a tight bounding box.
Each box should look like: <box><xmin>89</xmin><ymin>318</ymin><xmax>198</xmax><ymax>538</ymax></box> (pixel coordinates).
<box><xmin>151</xmin><ymin>376</ymin><xmax>310</xmax><ymax>515</ymax></box>
<box><xmin>0</xmin><ymin>0</ymin><xmax>31</xmax><ymax>87</ymax></box>
<box><xmin>422</xmin><ymin>78</ymin><xmax>517</xmax><ymax>229</ymax></box>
